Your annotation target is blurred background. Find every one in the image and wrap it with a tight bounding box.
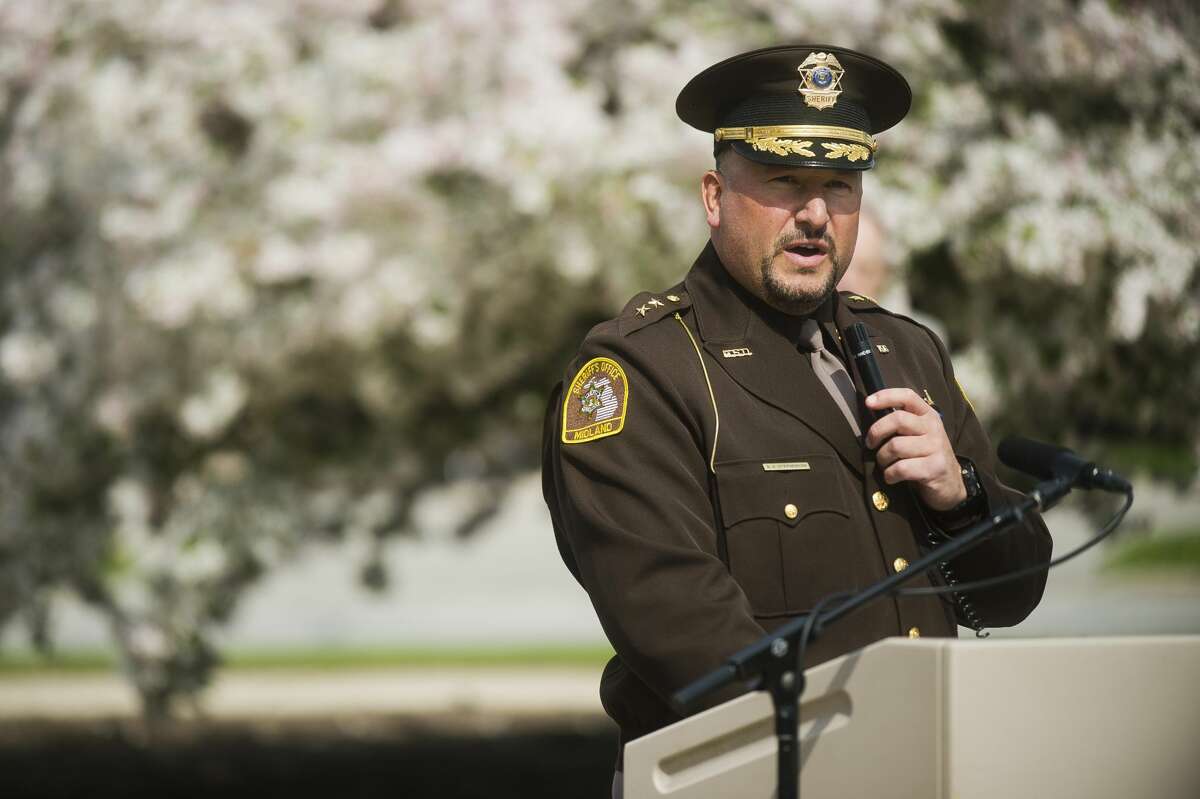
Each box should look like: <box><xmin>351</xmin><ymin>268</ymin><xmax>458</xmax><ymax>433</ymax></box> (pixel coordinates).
<box><xmin>1</xmin><ymin>1</ymin><xmax>1197</xmax><ymax>796</ymax></box>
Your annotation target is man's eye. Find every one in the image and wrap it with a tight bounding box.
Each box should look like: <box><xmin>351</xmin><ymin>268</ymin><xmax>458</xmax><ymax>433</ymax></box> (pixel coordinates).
<box><xmin>827</xmin><ymin>180</ymin><xmax>852</xmax><ymax>191</ymax></box>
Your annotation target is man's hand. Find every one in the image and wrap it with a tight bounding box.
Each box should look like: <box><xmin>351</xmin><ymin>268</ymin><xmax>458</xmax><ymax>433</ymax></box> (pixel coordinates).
<box><xmin>864</xmin><ymin>388</ymin><xmax>966</xmax><ymax>512</ymax></box>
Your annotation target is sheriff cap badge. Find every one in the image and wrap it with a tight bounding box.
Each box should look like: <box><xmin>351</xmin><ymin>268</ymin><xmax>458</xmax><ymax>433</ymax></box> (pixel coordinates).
<box><xmin>797</xmin><ymin>51</ymin><xmax>844</xmax><ymax>110</ymax></box>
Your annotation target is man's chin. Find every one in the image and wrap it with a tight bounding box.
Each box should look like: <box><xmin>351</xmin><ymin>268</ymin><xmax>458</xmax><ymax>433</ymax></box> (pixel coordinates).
<box><xmin>761</xmin><ymin>270</ymin><xmax>837</xmax><ymax>316</ymax></box>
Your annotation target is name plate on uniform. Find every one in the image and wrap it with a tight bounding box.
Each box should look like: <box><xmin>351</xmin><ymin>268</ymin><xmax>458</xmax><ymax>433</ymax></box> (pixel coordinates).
<box><xmin>762</xmin><ymin>461</ymin><xmax>811</xmax><ymax>472</ymax></box>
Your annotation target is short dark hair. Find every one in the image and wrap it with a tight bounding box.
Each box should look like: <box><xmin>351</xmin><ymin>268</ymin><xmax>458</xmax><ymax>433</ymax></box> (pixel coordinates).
<box><xmin>714</xmin><ymin>140</ymin><xmax>733</xmax><ymax>168</ymax></box>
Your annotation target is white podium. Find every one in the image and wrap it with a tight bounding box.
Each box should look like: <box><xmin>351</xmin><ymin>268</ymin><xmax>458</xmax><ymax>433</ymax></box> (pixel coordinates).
<box><xmin>624</xmin><ymin>636</ymin><xmax>1200</xmax><ymax>799</ymax></box>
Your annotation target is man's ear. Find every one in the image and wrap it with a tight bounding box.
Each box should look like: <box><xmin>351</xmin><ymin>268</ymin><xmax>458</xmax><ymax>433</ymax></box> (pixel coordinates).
<box><xmin>701</xmin><ymin>170</ymin><xmax>722</xmax><ymax>229</ymax></box>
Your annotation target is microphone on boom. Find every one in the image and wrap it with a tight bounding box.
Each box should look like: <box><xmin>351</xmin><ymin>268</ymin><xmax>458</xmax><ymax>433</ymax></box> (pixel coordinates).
<box><xmin>997</xmin><ymin>436</ymin><xmax>1131</xmax><ymax>493</ymax></box>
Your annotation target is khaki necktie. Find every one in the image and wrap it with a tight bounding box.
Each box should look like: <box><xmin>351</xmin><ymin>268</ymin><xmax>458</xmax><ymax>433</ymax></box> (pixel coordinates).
<box><xmin>798</xmin><ymin>318</ymin><xmax>862</xmax><ymax>437</ymax></box>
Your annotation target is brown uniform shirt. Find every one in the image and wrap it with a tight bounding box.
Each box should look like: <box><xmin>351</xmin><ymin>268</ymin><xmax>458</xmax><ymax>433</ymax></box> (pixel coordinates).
<box><xmin>542</xmin><ymin>243</ymin><xmax>1052</xmax><ymax>759</ymax></box>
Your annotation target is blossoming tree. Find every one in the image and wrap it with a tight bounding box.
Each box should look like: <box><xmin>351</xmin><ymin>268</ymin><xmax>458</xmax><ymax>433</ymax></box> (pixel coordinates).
<box><xmin>0</xmin><ymin>0</ymin><xmax>1195</xmax><ymax>717</ymax></box>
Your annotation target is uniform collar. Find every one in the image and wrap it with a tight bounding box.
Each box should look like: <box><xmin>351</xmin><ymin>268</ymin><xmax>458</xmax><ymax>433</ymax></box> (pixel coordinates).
<box><xmin>683</xmin><ymin>241</ymin><xmax>864</xmax><ymax>473</ymax></box>
<box><xmin>684</xmin><ymin>241</ymin><xmax>840</xmax><ymax>344</ymax></box>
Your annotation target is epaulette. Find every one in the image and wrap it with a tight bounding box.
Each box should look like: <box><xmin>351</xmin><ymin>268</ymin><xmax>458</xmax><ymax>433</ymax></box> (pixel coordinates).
<box><xmin>839</xmin><ymin>290</ymin><xmax>882</xmax><ymax>311</ymax></box>
<box><xmin>840</xmin><ymin>290</ymin><xmax>940</xmax><ymax>336</ymax></box>
<box><xmin>617</xmin><ymin>285</ymin><xmax>691</xmax><ymax>336</ymax></box>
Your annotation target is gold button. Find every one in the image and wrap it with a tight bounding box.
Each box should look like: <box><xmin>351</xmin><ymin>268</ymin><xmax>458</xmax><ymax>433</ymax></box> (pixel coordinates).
<box><xmin>893</xmin><ymin>557</ymin><xmax>909</xmax><ymax>573</ymax></box>
<box><xmin>872</xmin><ymin>490</ymin><xmax>889</xmax><ymax>511</ymax></box>
<box><xmin>667</xmin><ymin>294</ymin><xmax>680</xmax><ymax>302</ymax></box>
<box><xmin>908</xmin><ymin>627</ymin><xmax>921</xmax><ymax>639</ymax></box>
<box><xmin>784</xmin><ymin>503</ymin><xmax>799</xmax><ymax>520</ymax></box>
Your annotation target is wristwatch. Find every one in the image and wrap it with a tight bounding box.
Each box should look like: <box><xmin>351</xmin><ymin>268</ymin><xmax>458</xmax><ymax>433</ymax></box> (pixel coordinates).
<box><xmin>931</xmin><ymin>457</ymin><xmax>986</xmax><ymax>531</ymax></box>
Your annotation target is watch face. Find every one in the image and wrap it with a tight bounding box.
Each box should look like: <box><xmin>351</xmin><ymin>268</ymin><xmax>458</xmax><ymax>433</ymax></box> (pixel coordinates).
<box><xmin>961</xmin><ymin>463</ymin><xmax>981</xmax><ymax>498</ymax></box>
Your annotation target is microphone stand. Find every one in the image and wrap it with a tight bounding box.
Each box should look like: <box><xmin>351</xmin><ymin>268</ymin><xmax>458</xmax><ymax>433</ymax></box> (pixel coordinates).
<box><xmin>672</xmin><ymin>478</ymin><xmax>1070</xmax><ymax>799</ymax></box>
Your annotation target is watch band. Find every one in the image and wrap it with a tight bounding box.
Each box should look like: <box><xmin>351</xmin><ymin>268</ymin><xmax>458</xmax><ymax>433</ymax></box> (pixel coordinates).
<box><xmin>931</xmin><ymin>457</ymin><xmax>986</xmax><ymax>531</ymax></box>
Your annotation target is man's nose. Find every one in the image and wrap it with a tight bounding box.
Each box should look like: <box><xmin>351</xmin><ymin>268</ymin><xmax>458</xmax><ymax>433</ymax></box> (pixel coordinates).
<box><xmin>795</xmin><ymin>195</ymin><xmax>830</xmax><ymax>230</ymax></box>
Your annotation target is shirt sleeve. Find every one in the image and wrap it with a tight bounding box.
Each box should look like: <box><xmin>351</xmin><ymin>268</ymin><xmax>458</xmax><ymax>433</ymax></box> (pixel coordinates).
<box><xmin>543</xmin><ymin>327</ymin><xmax>766</xmax><ymax>711</ymax></box>
<box><xmin>925</xmin><ymin>328</ymin><xmax>1054</xmax><ymax>627</ymax></box>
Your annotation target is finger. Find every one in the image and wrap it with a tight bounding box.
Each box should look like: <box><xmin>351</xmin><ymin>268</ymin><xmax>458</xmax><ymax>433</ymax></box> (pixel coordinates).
<box><xmin>865</xmin><ymin>410</ymin><xmax>927</xmax><ymax>449</ymax></box>
<box><xmin>881</xmin><ymin>454</ymin><xmax>938</xmax><ymax>485</ymax></box>
<box><xmin>866</xmin><ymin>388</ymin><xmax>930</xmax><ymax>416</ymax></box>
<box><xmin>876</xmin><ymin>434</ymin><xmax>937</xmax><ymax>469</ymax></box>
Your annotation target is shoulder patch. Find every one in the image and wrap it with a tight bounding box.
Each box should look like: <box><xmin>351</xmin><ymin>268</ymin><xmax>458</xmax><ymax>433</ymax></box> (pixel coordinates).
<box><xmin>561</xmin><ymin>357</ymin><xmax>629</xmax><ymax>444</ymax></box>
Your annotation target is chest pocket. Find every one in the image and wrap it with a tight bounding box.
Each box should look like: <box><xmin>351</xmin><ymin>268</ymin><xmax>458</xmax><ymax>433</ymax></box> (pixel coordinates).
<box><xmin>715</xmin><ymin>455</ymin><xmax>858</xmax><ymax>617</ymax></box>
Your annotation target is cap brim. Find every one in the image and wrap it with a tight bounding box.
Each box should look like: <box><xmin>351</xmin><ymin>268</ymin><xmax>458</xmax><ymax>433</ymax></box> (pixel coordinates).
<box><xmin>728</xmin><ymin>139</ymin><xmax>875</xmax><ymax>171</ymax></box>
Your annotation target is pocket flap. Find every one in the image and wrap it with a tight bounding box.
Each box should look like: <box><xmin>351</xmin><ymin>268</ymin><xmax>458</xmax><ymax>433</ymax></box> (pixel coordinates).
<box><xmin>715</xmin><ymin>455</ymin><xmax>850</xmax><ymax>527</ymax></box>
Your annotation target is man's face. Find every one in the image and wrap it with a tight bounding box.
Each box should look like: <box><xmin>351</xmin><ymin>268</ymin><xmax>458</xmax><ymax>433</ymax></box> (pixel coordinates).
<box><xmin>702</xmin><ymin>152</ymin><xmax>862</xmax><ymax>315</ymax></box>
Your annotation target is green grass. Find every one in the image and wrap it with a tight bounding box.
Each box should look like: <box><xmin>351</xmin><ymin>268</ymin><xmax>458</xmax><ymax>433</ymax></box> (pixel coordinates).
<box><xmin>1105</xmin><ymin>529</ymin><xmax>1200</xmax><ymax>575</ymax></box>
<box><xmin>0</xmin><ymin>644</ymin><xmax>615</xmax><ymax>676</ymax></box>
<box><xmin>1105</xmin><ymin>443</ymin><xmax>1198</xmax><ymax>487</ymax></box>
<box><xmin>0</xmin><ymin>650</ymin><xmax>118</xmax><ymax>674</ymax></box>
<box><xmin>226</xmin><ymin>645</ymin><xmax>615</xmax><ymax>671</ymax></box>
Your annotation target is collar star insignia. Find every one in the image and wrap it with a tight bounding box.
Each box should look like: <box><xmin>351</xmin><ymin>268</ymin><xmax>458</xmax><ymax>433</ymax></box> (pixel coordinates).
<box><xmin>636</xmin><ymin>304</ymin><xmax>650</xmax><ymax>317</ymax></box>
<box><xmin>647</xmin><ymin>297</ymin><xmax>664</xmax><ymax>307</ymax></box>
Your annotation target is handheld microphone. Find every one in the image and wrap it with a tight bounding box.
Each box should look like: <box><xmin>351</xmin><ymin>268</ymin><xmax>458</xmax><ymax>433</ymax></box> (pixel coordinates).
<box><xmin>843</xmin><ymin>322</ymin><xmax>988</xmax><ymax>633</ymax></box>
<box><xmin>997</xmin><ymin>436</ymin><xmax>1132</xmax><ymax>493</ymax></box>
<box><xmin>843</xmin><ymin>322</ymin><xmax>888</xmax><ymax>422</ymax></box>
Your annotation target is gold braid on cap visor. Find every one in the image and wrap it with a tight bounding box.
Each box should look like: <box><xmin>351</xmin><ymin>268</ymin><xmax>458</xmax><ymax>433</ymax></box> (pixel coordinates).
<box><xmin>714</xmin><ymin>125</ymin><xmax>878</xmax><ymax>162</ymax></box>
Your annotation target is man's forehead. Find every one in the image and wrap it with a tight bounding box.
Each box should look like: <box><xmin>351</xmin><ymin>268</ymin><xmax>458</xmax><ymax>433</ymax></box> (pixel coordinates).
<box><xmin>764</xmin><ymin>164</ymin><xmax>860</xmax><ymax>179</ymax></box>
<box><xmin>734</xmin><ymin>155</ymin><xmax>860</xmax><ymax>182</ymax></box>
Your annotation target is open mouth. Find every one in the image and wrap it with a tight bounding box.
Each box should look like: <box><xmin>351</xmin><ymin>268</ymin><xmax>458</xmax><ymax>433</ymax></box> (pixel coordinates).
<box><xmin>787</xmin><ymin>243</ymin><xmax>825</xmax><ymax>257</ymax></box>
<box><xmin>782</xmin><ymin>240</ymin><xmax>829</xmax><ymax>263</ymax></box>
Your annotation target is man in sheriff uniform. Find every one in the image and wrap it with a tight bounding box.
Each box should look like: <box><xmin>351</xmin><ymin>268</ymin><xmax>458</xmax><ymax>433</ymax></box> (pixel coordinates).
<box><xmin>541</xmin><ymin>45</ymin><xmax>1053</xmax><ymax>793</ymax></box>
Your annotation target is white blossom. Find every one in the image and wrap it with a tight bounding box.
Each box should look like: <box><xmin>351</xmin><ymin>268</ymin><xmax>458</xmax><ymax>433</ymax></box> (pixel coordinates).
<box><xmin>0</xmin><ymin>332</ymin><xmax>58</xmax><ymax>385</ymax></box>
<box><xmin>179</xmin><ymin>371</ymin><xmax>248</xmax><ymax>440</ymax></box>
<box><xmin>94</xmin><ymin>390</ymin><xmax>136</xmax><ymax>439</ymax></box>
<box><xmin>126</xmin><ymin>245</ymin><xmax>252</xmax><ymax>328</ymax></box>
<box><xmin>253</xmin><ymin>233</ymin><xmax>312</xmax><ymax>284</ymax></box>
<box><xmin>108</xmin><ymin>478</ymin><xmax>153</xmax><ymax>528</ymax></box>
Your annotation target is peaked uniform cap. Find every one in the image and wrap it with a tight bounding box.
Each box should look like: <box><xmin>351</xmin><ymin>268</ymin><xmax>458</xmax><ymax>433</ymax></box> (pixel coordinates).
<box><xmin>676</xmin><ymin>44</ymin><xmax>912</xmax><ymax>170</ymax></box>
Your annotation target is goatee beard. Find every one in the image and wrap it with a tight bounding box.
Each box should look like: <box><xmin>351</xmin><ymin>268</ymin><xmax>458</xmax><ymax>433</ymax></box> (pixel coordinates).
<box><xmin>759</xmin><ymin>236</ymin><xmax>841</xmax><ymax>316</ymax></box>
